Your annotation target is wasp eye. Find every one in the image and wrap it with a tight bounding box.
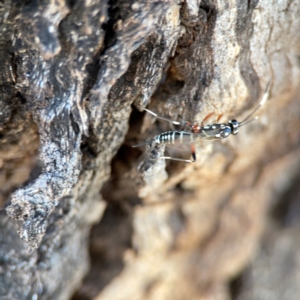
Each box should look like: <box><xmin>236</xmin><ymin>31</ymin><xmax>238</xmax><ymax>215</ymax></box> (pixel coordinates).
<box><xmin>228</xmin><ymin>119</ymin><xmax>239</xmax><ymax>135</ymax></box>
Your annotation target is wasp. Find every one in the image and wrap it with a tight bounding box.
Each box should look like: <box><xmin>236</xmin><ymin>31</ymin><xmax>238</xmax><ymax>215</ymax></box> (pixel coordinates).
<box><xmin>133</xmin><ymin>82</ymin><xmax>271</xmax><ymax>163</ymax></box>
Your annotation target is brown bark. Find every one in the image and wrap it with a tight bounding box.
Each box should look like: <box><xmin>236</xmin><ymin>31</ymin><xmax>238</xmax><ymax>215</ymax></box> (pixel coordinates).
<box><xmin>0</xmin><ymin>0</ymin><xmax>300</xmax><ymax>299</ymax></box>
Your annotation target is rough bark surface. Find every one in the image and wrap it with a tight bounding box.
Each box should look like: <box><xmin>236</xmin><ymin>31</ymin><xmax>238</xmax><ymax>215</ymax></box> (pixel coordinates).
<box><xmin>0</xmin><ymin>0</ymin><xmax>299</xmax><ymax>299</ymax></box>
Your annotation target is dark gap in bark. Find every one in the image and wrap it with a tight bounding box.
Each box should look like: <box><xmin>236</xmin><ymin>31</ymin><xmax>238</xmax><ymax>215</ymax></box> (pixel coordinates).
<box><xmin>9</xmin><ymin>52</ymin><xmax>18</xmax><ymax>84</ymax></box>
<box><xmin>100</xmin><ymin>105</ymin><xmax>145</xmax><ymax>205</ymax></box>
<box><xmin>70</xmin><ymin>112</ymin><xmax>81</xmax><ymax>135</ymax></box>
<box><xmin>101</xmin><ymin>0</ymin><xmax>121</xmax><ymax>51</ymax></box>
<box><xmin>72</xmin><ymin>107</ymin><xmax>144</xmax><ymax>299</ymax></box>
<box><xmin>66</xmin><ymin>0</ymin><xmax>78</xmax><ymax>9</ymax></box>
<box><xmin>271</xmin><ymin>172</ymin><xmax>300</xmax><ymax>228</ymax></box>
<box><xmin>80</xmin><ymin>108</ymin><xmax>108</xmax><ymax>163</ymax></box>
<box><xmin>0</xmin><ymin>90</ymin><xmax>40</xmax><ymax>207</ymax></box>
<box><xmin>15</xmin><ymin>91</ymin><xmax>27</xmax><ymax>104</ymax></box>
<box><xmin>156</xmin><ymin>60</ymin><xmax>186</xmax><ymax>96</ymax></box>
<box><xmin>71</xmin><ymin>202</ymin><xmax>134</xmax><ymax>300</ymax></box>
<box><xmin>83</xmin><ymin>53</ymin><xmax>102</xmax><ymax>103</ymax></box>
<box><xmin>125</xmin><ymin>104</ymin><xmax>148</xmax><ymax>152</ymax></box>
<box><xmin>81</xmin><ymin>0</ymin><xmax>122</xmax><ymax>105</ymax></box>
<box><xmin>200</xmin><ymin>0</ymin><xmax>218</xmax><ymax>16</ymax></box>
<box><xmin>229</xmin><ymin>270</ymin><xmax>246</xmax><ymax>300</ymax></box>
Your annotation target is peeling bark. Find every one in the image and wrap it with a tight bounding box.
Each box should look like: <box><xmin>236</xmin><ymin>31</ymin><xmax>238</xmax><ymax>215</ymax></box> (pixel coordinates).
<box><xmin>0</xmin><ymin>0</ymin><xmax>300</xmax><ymax>299</ymax></box>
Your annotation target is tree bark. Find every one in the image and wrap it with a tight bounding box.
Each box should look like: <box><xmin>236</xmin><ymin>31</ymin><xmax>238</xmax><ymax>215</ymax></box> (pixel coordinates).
<box><xmin>0</xmin><ymin>0</ymin><xmax>300</xmax><ymax>299</ymax></box>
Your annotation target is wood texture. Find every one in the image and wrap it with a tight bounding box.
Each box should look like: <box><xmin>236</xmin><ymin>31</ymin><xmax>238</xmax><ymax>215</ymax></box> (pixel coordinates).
<box><xmin>0</xmin><ymin>0</ymin><xmax>300</xmax><ymax>299</ymax></box>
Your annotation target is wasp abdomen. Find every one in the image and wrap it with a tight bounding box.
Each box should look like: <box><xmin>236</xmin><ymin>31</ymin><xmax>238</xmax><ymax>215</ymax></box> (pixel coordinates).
<box><xmin>156</xmin><ymin>131</ymin><xmax>194</xmax><ymax>144</ymax></box>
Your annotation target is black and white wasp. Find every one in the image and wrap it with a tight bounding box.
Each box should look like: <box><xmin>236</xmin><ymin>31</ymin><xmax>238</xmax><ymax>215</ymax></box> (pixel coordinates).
<box><xmin>133</xmin><ymin>82</ymin><xmax>271</xmax><ymax>163</ymax></box>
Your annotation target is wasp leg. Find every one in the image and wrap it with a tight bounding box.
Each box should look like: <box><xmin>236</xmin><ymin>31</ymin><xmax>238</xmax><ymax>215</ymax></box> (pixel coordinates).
<box><xmin>191</xmin><ymin>144</ymin><xmax>196</xmax><ymax>162</ymax></box>
<box><xmin>216</xmin><ymin>113</ymin><xmax>223</xmax><ymax>122</ymax></box>
<box><xmin>201</xmin><ymin>112</ymin><xmax>215</xmax><ymax>126</ymax></box>
<box><xmin>159</xmin><ymin>156</ymin><xmax>194</xmax><ymax>163</ymax></box>
<box><xmin>192</xmin><ymin>123</ymin><xmax>200</xmax><ymax>133</ymax></box>
<box><xmin>159</xmin><ymin>144</ymin><xmax>196</xmax><ymax>163</ymax></box>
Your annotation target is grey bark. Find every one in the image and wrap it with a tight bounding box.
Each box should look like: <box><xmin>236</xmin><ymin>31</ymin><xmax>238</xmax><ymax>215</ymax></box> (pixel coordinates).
<box><xmin>0</xmin><ymin>0</ymin><xmax>300</xmax><ymax>299</ymax></box>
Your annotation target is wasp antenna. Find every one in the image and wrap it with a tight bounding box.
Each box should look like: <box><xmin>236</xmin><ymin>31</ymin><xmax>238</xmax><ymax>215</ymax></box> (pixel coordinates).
<box><xmin>144</xmin><ymin>108</ymin><xmax>181</xmax><ymax>125</ymax></box>
<box><xmin>144</xmin><ymin>108</ymin><xmax>158</xmax><ymax>117</ymax></box>
<box><xmin>259</xmin><ymin>80</ymin><xmax>271</xmax><ymax>106</ymax></box>
<box><xmin>240</xmin><ymin>81</ymin><xmax>271</xmax><ymax>125</ymax></box>
<box><xmin>240</xmin><ymin>105</ymin><xmax>260</xmax><ymax>125</ymax></box>
<box><xmin>239</xmin><ymin>116</ymin><xmax>259</xmax><ymax>127</ymax></box>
